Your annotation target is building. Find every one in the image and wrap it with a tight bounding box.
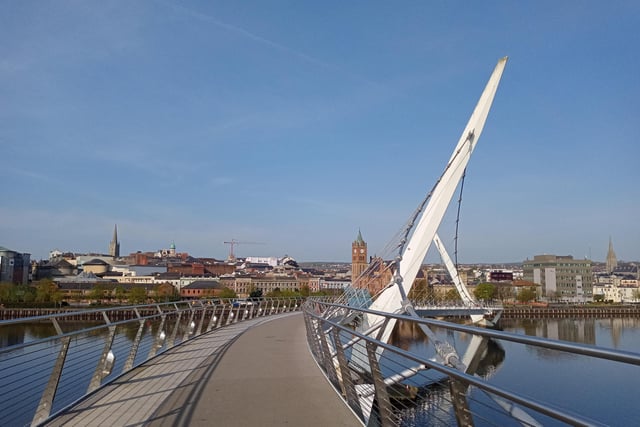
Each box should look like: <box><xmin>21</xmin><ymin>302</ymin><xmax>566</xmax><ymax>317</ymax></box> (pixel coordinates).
<box><xmin>351</xmin><ymin>229</ymin><xmax>368</xmax><ymax>279</ymax></box>
<box><xmin>489</xmin><ymin>269</ymin><xmax>514</xmax><ymax>282</ymax></box>
<box><xmin>109</xmin><ymin>225</ymin><xmax>120</xmax><ymax>258</ymax></box>
<box><xmin>0</xmin><ymin>246</ymin><xmax>31</xmax><ymax>285</ymax></box>
<box><xmin>523</xmin><ymin>255</ymin><xmax>593</xmax><ymax>302</ymax></box>
<box><xmin>593</xmin><ymin>279</ymin><xmax>639</xmax><ymax>303</ymax></box>
<box><xmin>606</xmin><ymin>237</ymin><xmax>618</xmax><ymax>274</ymax></box>
<box><xmin>180</xmin><ymin>280</ymin><xmax>224</xmax><ymax>299</ymax></box>
<box><xmin>82</xmin><ymin>258</ymin><xmax>111</xmax><ymax>275</ymax></box>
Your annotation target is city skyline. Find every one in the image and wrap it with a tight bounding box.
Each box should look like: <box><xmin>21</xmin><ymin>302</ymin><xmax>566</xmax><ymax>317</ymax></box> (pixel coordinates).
<box><xmin>1</xmin><ymin>2</ymin><xmax>638</xmax><ymax>263</ymax></box>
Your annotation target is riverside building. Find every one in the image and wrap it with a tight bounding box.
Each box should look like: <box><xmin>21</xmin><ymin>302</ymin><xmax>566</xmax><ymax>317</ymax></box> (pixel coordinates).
<box><xmin>523</xmin><ymin>255</ymin><xmax>593</xmax><ymax>302</ymax></box>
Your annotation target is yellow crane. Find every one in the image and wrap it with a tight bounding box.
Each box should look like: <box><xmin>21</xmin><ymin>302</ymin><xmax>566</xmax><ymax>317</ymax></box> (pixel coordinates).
<box><xmin>223</xmin><ymin>239</ymin><xmax>263</xmax><ymax>262</ymax></box>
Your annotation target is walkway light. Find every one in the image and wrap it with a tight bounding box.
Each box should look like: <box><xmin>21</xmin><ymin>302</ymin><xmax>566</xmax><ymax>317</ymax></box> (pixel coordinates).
<box><xmin>102</xmin><ymin>351</ymin><xmax>115</xmax><ymax>376</ymax></box>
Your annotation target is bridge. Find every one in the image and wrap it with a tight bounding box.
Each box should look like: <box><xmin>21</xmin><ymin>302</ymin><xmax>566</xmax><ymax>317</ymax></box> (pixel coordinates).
<box><xmin>1</xmin><ymin>298</ymin><xmax>640</xmax><ymax>426</ymax></box>
<box><xmin>3</xmin><ymin>58</ymin><xmax>638</xmax><ymax>426</ymax></box>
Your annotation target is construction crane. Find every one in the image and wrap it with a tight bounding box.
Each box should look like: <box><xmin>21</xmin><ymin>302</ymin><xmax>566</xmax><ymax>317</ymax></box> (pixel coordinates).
<box><xmin>223</xmin><ymin>239</ymin><xmax>263</xmax><ymax>262</ymax></box>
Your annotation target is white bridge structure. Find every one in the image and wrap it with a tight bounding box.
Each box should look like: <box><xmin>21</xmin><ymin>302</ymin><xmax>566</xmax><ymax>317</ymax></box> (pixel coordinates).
<box><xmin>304</xmin><ymin>57</ymin><xmax>592</xmax><ymax>426</ymax></box>
<box><xmin>344</xmin><ymin>57</ymin><xmax>508</xmax><ymax>332</ymax></box>
<box><xmin>302</xmin><ymin>57</ymin><xmax>640</xmax><ymax>426</ymax></box>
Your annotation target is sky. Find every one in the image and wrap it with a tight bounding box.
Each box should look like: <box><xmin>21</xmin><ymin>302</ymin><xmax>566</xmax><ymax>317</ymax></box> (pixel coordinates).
<box><xmin>1</xmin><ymin>1</ymin><xmax>639</xmax><ymax>264</ymax></box>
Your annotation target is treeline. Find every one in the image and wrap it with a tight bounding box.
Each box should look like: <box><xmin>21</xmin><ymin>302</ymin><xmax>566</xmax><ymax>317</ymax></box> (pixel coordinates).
<box><xmin>0</xmin><ymin>280</ymin><xmax>334</xmax><ymax>309</ymax></box>
<box><xmin>0</xmin><ymin>279</ymin><xmax>180</xmax><ymax>308</ymax></box>
<box><xmin>407</xmin><ymin>278</ymin><xmax>538</xmax><ymax>303</ymax></box>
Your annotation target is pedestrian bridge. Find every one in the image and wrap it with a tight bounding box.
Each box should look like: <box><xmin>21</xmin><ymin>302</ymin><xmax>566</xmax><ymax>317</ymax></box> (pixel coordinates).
<box><xmin>1</xmin><ymin>298</ymin><xmax>639</xmax><ymax>426</ymax></box>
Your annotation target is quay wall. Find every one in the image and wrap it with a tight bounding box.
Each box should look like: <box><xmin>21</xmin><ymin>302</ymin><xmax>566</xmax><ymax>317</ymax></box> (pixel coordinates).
<box><xmin>3</xmin><ymin>305</ymin><xmax>640</xmax><ymax>322</ymax></box>
<box><xmin>0</xmin><ymin>307</ymin><xmax>226</xmax><ymax>322</ymax></box>
<box><xmin>502</xmin><ymin>305</ymin><xmax>640</xmax><ymax>318</ymax></box>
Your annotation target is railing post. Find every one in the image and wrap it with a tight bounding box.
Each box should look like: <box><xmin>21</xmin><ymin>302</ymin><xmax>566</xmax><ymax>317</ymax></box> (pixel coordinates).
<box><xmin>182</xmin><ymin>306</ymin><xmax>197</xmax><ymax>342</ymax></box>
<box><xmin>217</xmin><ymin>305</ymin><xmax>226</xmax><ymax>327</ymax></box>
<box><xmin>207</xmin><ymin>305</ymin><xmax>219</xmax><ymax>331</ymax></box>
<box><xmin>124</xmin><ymin>318</ymin><xmax>145</xmax><ymax>372</ymax></box>
<box><xmin>450</xmin><ymin>378</ymin><xmax>474</xmax><ymax>426</ymax></box>
<box><xmin>167</xmin><ymin>310</ymin><xmax>182</xmax><ymax>349</ymax></box>
<box><xmin>88</xmin><ymin>323</ymin><xmax>117</xmax><ymax>393</ymax></box>
<box><xmin>31</xmin><ymin>336</ymin><xmax>71</xmax><ymax>426</ymax></box>
<box><xmin>331</xmin><ymin>328</ymin><xmax>364</xmax><ymax>420</ymax></box>
<box><xmin>196</xmin><ymin>304</ymin><xmax>208</xmax><ymax>335</ymax></box>
<box><xmin>148</xmin><ymin>314</ymin><xmax>167</xmax><ymax>358</ymax></box>
<box><xmin>226</xmin><ymin>305</ymin><xmax>235</xmax><ymax>325</ymax></box>
<box><xmin>318</xmin><ymin>326</ymin><xmax>340</xmax><ymax>387</ymax></box>
<box><xmin>366</xmin><ymin>341</ymin><xmax>395</xmax><ymax>427</ymax></box>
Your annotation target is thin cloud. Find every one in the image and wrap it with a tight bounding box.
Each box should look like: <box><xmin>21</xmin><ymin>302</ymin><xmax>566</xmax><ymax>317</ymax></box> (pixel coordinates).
<box><xmin>6</xmin><ymin>167</ymin><xmax>51</xmax><ymax>182</ymax></box>
<box><xmin>163</xmin><ymin>1</ymin><xmax>392</xmax><ymax>93</ymax></box>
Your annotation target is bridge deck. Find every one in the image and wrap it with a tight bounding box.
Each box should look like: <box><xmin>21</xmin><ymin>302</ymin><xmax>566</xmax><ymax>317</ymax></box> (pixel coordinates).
<box><xmin>46</xmin><ymin>312</ymin><xmax>359</xmax><ymax>427</ymax></box>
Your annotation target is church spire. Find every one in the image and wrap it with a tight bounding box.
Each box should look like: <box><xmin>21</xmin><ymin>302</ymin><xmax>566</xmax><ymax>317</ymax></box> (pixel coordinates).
<box><xmin>606</xmin><ymin>236</ymin><xmax>617</xmax><ymax>274</ymax></box>
<box><xmin>109</xmin><ymin>224</ymin><xmax>120</xmax><ymax>258</ymax></box>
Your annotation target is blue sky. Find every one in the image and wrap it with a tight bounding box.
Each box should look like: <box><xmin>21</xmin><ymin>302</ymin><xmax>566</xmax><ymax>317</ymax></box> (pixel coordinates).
<box><xmin>1</xmin><ymin>1</ymin><xmax>638</xmax><ymax>263</ymax></box>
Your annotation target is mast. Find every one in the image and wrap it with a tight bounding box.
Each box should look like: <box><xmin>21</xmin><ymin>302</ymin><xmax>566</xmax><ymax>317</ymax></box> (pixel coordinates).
<box><xmin>365</xmin><ymin>57</ymin><xmax>508</xmax><ymax>341</ymax></box>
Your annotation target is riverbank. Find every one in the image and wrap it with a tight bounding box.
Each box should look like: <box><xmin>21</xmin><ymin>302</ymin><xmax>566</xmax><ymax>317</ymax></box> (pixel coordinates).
<box><xmin>502</xmin><ymin>304</ymin><xmax>640</xmax><ymax>318</ymax></box>
<box><xmin>0</xmin><ymin>307</ymin><xmax>165</xmax><ymax>321</ymax></box>
<box><xmin>3</xmin><ymin>304</ymin><xmax>640</xmax><ymax>321</ymax></box>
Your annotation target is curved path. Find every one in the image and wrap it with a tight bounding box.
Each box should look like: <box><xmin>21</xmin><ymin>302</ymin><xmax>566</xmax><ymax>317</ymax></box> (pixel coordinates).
<box><xmin>46</xmin><ymin>312</ymin><xmax>360</xmax><ymax>427</ymax></box>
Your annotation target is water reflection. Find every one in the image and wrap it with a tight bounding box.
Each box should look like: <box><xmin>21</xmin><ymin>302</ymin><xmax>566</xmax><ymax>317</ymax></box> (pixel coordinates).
<box><xmin>499</xmin><ymin>317</ymin><xmax>640</xmax><ymax>352</ymax></box>
<box><xmin>388</xmin><ymin>320</ymin><xmax>506</xmax><ymax>426</ymax></box>
<box><xmin>391</xmin><ymin>319</ymin><xmax>505</xmax><ymax>380</ymax></box>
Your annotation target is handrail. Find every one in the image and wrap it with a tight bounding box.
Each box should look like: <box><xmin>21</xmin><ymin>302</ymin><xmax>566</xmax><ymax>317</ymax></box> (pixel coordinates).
<box><xmin>302</xmin><ymin>298</ymin><xmax>638</xmax><ymax>426</ymax></box>
<box><xmin>0</xmin><ymin>297</ymin><xmax>304</xmax><ymax>427</ymax></box>
<box><xmin>316</xmin><ymin>300</ymin><xmax>640</xmax><ymax>366</ymax></box>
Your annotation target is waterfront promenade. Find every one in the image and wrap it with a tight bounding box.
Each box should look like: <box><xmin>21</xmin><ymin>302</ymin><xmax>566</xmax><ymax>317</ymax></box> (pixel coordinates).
<box><xmin>45</xmin><ymin>312</ymin><xmax>359</xmax><ymax>426</ymax></box>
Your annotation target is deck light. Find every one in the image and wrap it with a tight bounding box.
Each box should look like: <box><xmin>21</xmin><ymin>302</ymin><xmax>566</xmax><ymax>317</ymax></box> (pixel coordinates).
<box><xmin>102</xmin><ymin>350</ymin><xmax>115</xmax><ymax>376</ymax></box>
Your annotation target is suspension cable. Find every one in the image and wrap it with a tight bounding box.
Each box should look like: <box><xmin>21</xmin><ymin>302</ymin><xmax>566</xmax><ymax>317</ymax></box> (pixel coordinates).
<box><xmin>454</xmin><ymin>168</ymin><xmax>467</xmax><ymax>270</ymax></box>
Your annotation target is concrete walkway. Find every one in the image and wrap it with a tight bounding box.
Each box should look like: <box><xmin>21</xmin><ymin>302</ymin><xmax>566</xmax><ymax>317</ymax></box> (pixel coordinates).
<box><xmin>46</xmin><ymin>312</ymin><xmax>360</xmax><ymax>427</ymax></box>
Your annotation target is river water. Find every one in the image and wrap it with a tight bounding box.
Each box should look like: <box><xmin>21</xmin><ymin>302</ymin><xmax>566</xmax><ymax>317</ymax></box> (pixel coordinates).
<box><xmin>392</xmin><ymin>316</ymin><xmax>640</xmax><ymax>426</ymax></box>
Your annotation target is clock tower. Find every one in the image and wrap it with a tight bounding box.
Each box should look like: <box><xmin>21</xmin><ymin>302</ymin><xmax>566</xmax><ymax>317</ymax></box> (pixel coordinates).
<box><xmin>352</xmin><ymin>229</ymin><xmax>368</xmax><ymax>280</ymax></box>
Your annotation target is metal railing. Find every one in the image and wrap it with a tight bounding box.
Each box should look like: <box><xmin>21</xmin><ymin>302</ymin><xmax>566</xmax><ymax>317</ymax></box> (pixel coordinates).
<box><xmin>0</xmin><ymin>297</ymin><xmax>303</xmax><ymax>427</ymax></box>
<box><xmin>302</xmin><ymin>299</ymin><xmax>640</xmax><ymax>427</ymax></box>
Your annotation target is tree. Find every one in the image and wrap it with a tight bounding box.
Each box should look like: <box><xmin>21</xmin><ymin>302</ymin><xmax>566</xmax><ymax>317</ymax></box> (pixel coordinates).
<box><xmin>299</xmin><ymin>284</ymin><xmax>310</xmax><ymax>297</ymax></box>
<box><xmin>89</xmin><ymin>284</ymin><xmax>106</xmax><ymax>304</ymax></box>
<box><xmin>115</xmin><ymin>285</ymin><xmax>126</xmax><ymax>303</ymax></box>
<box><xmin>35</xmin><ymin>279</ymin><xmax>59</xmax><ymax>303</ymax></box>
<box><xmin>474</xmin><ymin>283</ymin><xmax>496</xmax><ymax>301</ymax></box>
<box><xmin>408</xmin><ymin>278</ymin><xmax>429</xmax><ymax>301</ymax></box>
<box><xmin>128</xmin><ymin>287</ymin><xmax>147</xmax><ymax>304</ymax></box>
<box><xmin>517</xmin><ymin>287</ymin><xmax>536</xmax><ymax>303</ymax></box>
<box><xmin>219</xmin><ymin>287</ymin><xmax>237</xmax><ymax>299</ymax></box>
<box><xmin>51</xmin><ymin>289</ymin><xmax>64</xmax><ymax>307</ymax></box>
<box><xmin>21</xmin><ymin>286</ymin><xmax>36</xmax><ymax>303</ymax></box>
<box><xmin>547</xmin><ymin>290</ymin><xmax>561</xmax><ymax>302</ymax></box>
<box><xmin>444</xmin><ymin>288</ymin><xmax>461</xmax><ymax>302</ymax></box>
<box><xmin>0</xmin><ymin>282</ymin><xmax>15</xmax><ymax>303</ymax></box>
<box><xmin>249</xmin><ymin>287</ymin><xmax>263</xmax><ymax>298</ymax></box>
<box><xmin>494</xmin><ymin>283</ymin><xmax>514</xmax><ymax>302</ymax></box>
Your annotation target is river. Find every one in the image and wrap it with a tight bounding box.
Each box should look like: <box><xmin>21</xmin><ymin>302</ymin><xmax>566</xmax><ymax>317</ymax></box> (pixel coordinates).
<box><xmin>391</xmin><ymin>316</ymin><xmax>640</xmax><ymax>426</ymax></box>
